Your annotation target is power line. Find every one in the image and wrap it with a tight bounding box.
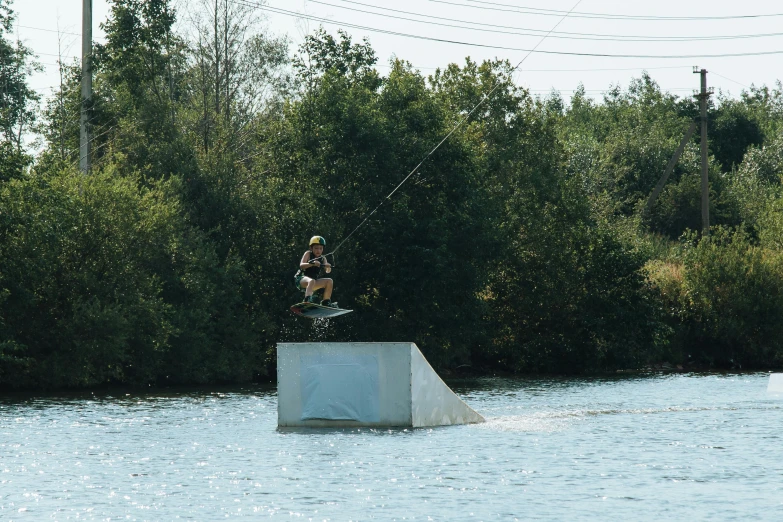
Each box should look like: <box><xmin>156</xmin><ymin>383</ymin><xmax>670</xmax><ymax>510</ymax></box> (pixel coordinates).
<box><xmin>28</xmin><ymin>81</ymin><xmax>695</xmax><ymax>95</ymax></box>
<box><xmin>43</xmin><ymin>122</ymin><xmax>120</xmax><ymax>167</ymax></box>
<box><xmin>314</xmin><ymin>0</ymin><xmax>783</xmax><ymax>42</ymax></box>
<box><xmin>376</xmin><ymin>63</ymin><xmax>693</xmax><ymax>72</ymax></box>
<box><xmin>249</xmin><ymin>2</ymin><xmax>783</xmax><ymax>59</ymax></box>
<box><xmin>18</xmin><ymin>25</ymin><xmax>80</xmax><ymax>37</ymax></box>
<box><xmin>519</xmin><ymin>66</ymin><xmax>694</xmax><ymax>72</ymax></box>
<box><xmin>710</xmin><ymin>71</ymin><xmax>751</xmax><ymax>89</ymax></box>
<box><xmin>434</xmin><ymin>0</ymin><xmax>783</xmax><ymax>21</ymax></box>
<box><xmin>36</xmin><ymin>62</ymin><xmax>79</xmax><ymax>70</ymax></box>
<box><xmin>33</xmin><ymin>50</ymin><xmax>80</xmax><ymax>59</ymax></box>
<box><xmin>16</xmin><ymin>23</ymin><xmax>105</xmax><ymax>41</ymax></box>
<box><xmin>311</xmin><ymin>0</ymin><xmax>588</xmax><ymax>256</ymax></box>
<box><xmin>527</xmin><ymin>88</ymin><xmax>695</xmax><ymax>93</ymax></box>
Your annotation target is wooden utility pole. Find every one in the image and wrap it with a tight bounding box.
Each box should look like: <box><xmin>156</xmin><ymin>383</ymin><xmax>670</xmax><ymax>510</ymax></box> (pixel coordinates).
<box><xmin>694</xmin><ymin>67</ymin><xmax>712</xmax><ymax>235</ymax></box>
<box><xmin>80</xmin><ymin>0</ymin><xmax>92</xmax><ymax>173</ymax></box>
<box><xmin>645</xmin><ymin>120</ymin><xmax>698</xmax><ymax>216</ymax></box>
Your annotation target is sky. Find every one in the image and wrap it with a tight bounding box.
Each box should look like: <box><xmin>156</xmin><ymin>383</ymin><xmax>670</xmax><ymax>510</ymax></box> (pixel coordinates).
<box><xmin>16</xmin><ymin>0</ymin><xmax>783</xmax><ymax>105</ymax></box>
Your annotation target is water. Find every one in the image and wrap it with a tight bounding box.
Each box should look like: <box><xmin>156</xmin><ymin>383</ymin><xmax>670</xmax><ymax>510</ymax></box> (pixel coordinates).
<box><xmin>1</xmin><ymin>373</ymin><xmax>781</xmax><ymax>520</ymax></box>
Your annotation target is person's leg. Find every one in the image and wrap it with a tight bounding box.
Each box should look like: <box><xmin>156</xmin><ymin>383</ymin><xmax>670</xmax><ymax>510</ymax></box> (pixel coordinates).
<box><xmin>304</xmin><ymin>279</ymin><xmax>335</xmax><ymax>305</ymax></box>
<box><xmin>317</xmin><ymin>279</ymin><xmax>336</xmax><ymax>306</ymax></box>
<box><xmin>308</xmin><ymin>279</ymin><xmax>330</xmax><ymax>294</ymax></box>
<box><xmin>300</xmin><ymin>278</ymin><xmax>332</xmax><ymax>304</ymax></box>
<box><xmin>300</xmin><ymin>277</ymin><xmax>315</xmax><ymax>300</ymax></box>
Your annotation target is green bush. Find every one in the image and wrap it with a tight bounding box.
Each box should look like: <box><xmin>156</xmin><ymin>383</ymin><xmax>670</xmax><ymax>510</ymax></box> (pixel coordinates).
<box><xmin>483</xmin><ymin>176</ymin><xmax>665</xmax><ymax>374</ymax></box>
<box><xmin>0</xmin><ymin>166</ymin><xmax>267</xmax><ymax>389</ymax></box>
<box><xmin>651</xmin><ymin>228</ymin><xmax>783</xmax><ymax>368</ymax></box>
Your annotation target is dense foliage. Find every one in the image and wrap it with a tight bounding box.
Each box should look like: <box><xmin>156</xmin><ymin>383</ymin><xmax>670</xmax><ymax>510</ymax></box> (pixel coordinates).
<box><xmin>2</xmin><ymin>0</ymin><xmax>783</xmax><ymax>389</ymax></box>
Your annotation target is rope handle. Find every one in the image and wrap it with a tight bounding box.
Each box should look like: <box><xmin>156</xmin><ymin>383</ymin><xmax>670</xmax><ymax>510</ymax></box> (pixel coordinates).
<box><xmin>307</xmin><ymin>253</ymin><xmax>337</xmax><ymax>268</ymax></box>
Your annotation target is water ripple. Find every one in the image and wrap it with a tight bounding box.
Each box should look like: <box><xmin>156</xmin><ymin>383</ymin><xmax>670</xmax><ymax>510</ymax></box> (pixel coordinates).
<box><xmin>1</xmin><ymin>374</ymin><xmax>782</xmax><ymax>520</ymax></box>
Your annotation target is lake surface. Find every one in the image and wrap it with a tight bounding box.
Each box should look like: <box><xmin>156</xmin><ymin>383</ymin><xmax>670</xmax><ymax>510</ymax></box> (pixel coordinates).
<box><xmin>1</xmin><ymin>373</ymin><xmax>781</xmax><ymax>520</ymax></box>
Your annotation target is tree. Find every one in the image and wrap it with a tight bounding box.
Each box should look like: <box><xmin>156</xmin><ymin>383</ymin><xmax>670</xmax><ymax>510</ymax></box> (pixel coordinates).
<box><xmin>37</xmin><ymin>61</ymin><xmax>82</xmax><ymax>170</ymax></box>
<box><xmin>267</xmin><ymin>38</ymin><xmax>502</xmax><ymax>366</ymax></box>
<box><xmin>183</xmin><ymin>0</ymin><xmax>291</xmax><ymax>155</ymax></box>
<box><xmin>674</xmin><ymin>228</ymin><xmax>783</xmax><ymax>368</ymax></box>
<box><xmin>293</xmin><ymin>28</ymin><xmax>379</xmax><ymax>90</ymax></box>
<box><xmin>95</xmin><ymin>0</ymin><xmax>191</xmax><ymax>178</ymax></box>
<box><xmin>0</xmin><ymin>164</ymin><xmax>271</xmax><ymax>389</ymax></box>
<box><xmin>710</xmin><ymin>96</ymin><xmax>764</xmax><ymax>172</ymax></box>
<box><xmin>0</xmin><ymin>0</ymin><xmax>39</xmax><ymax>179</ymax></box>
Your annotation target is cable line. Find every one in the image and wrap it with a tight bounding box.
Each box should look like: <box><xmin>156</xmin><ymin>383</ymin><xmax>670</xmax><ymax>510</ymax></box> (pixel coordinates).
<box><xmin>243</xmin><ymin>3</ymin><xmax>783</xmax><ymax>59</ymax></box>
<box><xmin>710</xmin><ymin>71</ymin><xmax>751</xmax><ymax>89</ymax></box>
<box><xmin>527</xmin><ymin>88</ymin><xmax>695</xmax><ymax>93</ymax></box>
<box><xmin>375</xmin><ymin>63</ymin><xmax>693</xmax><ymax>72</ymax></box>
<box><xmin>242</xmin><ymin>0</ymin><xmax>585</xmax><ymax>256</ymax></box>
<box><xmin>18</xmin><ymin>25</ymin><xmax>80</xmax><ymax>36</ymax></box>
<box><xmin>434</xmin><ymin>0</ymin><xmax>783</xmax><ymax>21</ymax></box>
<box><xmin>315</xmin><ymin>0</ymin><xmax>783</xmax><ymax>42</ymax></box>
<box><xmin>33</xmin><ymin>50</ymin><xmax>80</xmax><ymax>59</ymax></box>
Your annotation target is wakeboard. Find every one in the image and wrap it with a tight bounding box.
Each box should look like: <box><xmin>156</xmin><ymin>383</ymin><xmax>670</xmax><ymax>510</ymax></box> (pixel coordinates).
<box><xmin>290</xmin><ymin>301</ymin><xmax>353</xmax><ymax>318</ymax></box>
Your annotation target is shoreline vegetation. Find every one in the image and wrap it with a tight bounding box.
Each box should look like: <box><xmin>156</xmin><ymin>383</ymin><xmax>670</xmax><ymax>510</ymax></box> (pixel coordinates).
<box><xmin>2</xmin><ymin>1</ymin><xmax>783</xmax><ymax>391</ymax></box>
<box><xmin>0</xmin><ymin>369</ymin><xmax>773</xmax><ymax>402</ymax></box>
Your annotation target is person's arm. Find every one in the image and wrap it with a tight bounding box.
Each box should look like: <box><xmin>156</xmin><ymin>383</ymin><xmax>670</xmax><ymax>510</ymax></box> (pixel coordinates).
<box><xmin>323</xmin><ymin>257</ymin><xmax>332</xmax><ymax>274</ymax></box>
<box><xmin>300</xmin><ymin>252</ymin><xmax>320</xmax><ymax>270</ymax></box>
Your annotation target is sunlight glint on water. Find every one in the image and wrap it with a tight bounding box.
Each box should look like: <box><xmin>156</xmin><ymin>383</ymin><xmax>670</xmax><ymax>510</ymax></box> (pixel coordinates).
<box><xmin>1</xmin><ymin>373</ymin><xmax>782</xmax><ymax>520</ymax></box>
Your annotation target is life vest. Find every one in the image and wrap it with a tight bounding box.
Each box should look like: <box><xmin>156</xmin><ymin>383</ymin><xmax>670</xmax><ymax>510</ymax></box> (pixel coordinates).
<box><xmin>299</xmin><ymin>252</ymin><xmax>323</xmax><ymax>279</ymax></box>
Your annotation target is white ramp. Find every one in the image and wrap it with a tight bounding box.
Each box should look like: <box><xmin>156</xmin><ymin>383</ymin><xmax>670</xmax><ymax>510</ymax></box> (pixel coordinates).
<box><xmin>277</xmin><ymin>342</ymin><xmax>485</xmax><ymax>428</ymax></box>
<box><xmin>768</xmin><ymin>373</ymin><xmax>783</xmax><ymax>393</ymax></box>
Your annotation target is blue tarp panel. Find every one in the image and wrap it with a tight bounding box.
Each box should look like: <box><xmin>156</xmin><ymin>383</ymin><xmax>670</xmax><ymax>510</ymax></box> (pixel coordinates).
<box><xmin>300</xmin><ymin>355</ymin><xmax>380</xmax><ymax>422</ymax></box>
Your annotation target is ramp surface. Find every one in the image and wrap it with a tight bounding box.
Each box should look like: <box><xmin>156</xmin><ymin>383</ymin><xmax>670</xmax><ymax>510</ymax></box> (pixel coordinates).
<box><xmin>277</xmin><ymin>343</ymin><xmax>484</xmax><ymax>428</ymax></box>
<box><xmin>768</xmin><ymin>373</ymin><xmax>783</xmax><ymax>393</ymax></box>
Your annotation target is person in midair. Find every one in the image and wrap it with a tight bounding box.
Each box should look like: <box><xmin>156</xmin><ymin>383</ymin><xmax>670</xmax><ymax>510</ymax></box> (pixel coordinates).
<box><xmin>295</xmin><ymin>236</ymin><xmax>337</xmax><ymax>307</ymax></box>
